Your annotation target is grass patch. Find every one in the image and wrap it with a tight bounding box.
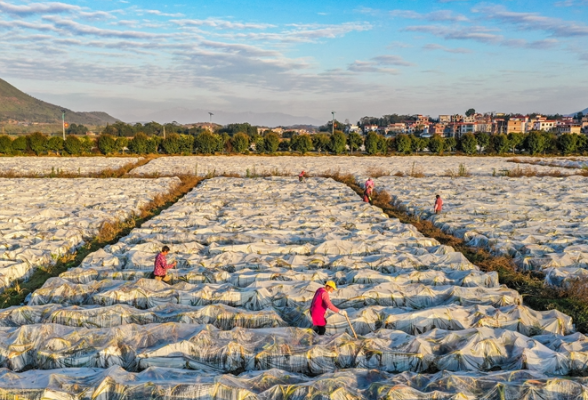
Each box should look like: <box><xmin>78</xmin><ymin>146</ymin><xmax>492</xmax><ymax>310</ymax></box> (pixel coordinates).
<box><xmin>326</xmin><ymin>173</ymin><xmax>588</xmax><ymax>334</ymax></box>
<box><xmin>0</xmin><ymin>173</ymin><xmax>203</xmax><ymax>308</ymax></box>
<box><xmin>365</xmin><ymin>166</ymin><xmax>390</xmax><ymax>178</ymax></box>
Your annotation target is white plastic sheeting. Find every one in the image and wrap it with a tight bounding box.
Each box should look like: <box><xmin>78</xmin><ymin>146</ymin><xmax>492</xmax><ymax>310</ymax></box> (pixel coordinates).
<box><xmin>0</xmin><ymin>157</ymin><xmax>141</xmax><ymax>174</ymax></box>
<box><xmin>0</xmin><ymin>177</ymin><xmax>179</xmax><ymax>290</ymax></box>
<box><xmin>0</xmin><ymin>177</ymin><xmax>585</xmax><ymax>398</ymax></box>
<box><xmin>130</xmin><ymin>155</ymin><xmax>572</xmax><ymax>177</ymax></box>
<box><xmin>380</xmin><ymin>175</ymin><xmax>588</xmax><ymax>285</ymax></box>
<box><xmin>3</xmin><ymin>367</ymin><xmax>588</xmax><ymax>400</ymax></box>
<box><xmin>512</xmin><ymin>157</ymin><xmax>588</xmax><ymax>169</ymax></box>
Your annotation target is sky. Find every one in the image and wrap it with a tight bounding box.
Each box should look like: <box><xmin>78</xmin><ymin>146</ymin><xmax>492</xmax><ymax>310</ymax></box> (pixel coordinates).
<box><xmin>1</xmin><ymin>0</ymin><xmax>587</xmax><ymax>125</ymax></box>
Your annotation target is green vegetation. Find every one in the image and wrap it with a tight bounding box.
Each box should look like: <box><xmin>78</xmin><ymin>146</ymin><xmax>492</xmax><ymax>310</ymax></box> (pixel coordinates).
<box><xmin>0</xmin><ymin>78</ymin><xmax>118</xmax><ymax>125</ymax></box>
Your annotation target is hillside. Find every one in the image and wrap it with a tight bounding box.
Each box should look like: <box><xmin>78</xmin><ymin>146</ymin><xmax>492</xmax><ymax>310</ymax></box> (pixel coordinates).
<box><xmin>0</xmin><ymin>78</ymin><xmax>119</xmax><ymax>125</ymax></box>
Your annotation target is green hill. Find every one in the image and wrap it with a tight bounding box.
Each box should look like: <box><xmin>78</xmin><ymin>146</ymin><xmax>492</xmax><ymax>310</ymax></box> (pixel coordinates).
<box><xmin>0</xmin><ymin>78</ymin><xmax>119</xmax><ymax>125</ymax></box>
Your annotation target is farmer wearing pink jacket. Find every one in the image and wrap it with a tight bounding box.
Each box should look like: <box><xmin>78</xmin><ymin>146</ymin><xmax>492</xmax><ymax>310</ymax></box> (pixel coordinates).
<box><xmin>153</xmin><ymin>245</ymin><xmax>176</xmax><ymax>283</ymax></box>
<box><xmin>309</xmin><ymin>281</ymin><xmax>346</xmax><ymax>335</ymax></box>
<box><xmin>434</xmin><ymin>194</ymin><xmax>443</xmax><ymax>214</ymax></box>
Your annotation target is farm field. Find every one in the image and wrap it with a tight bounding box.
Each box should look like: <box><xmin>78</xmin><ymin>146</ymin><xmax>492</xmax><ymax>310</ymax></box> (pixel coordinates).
<box><xmin>0</xmin><ymin>177</ymin><xmax>178</xmax><ymax>291</ymax></box>
<box><xmin>1</xmin><ymin>177</ymin><xmax>587</xmax><ymax>399</ymax></box>
<box><xmin>513</xmin><ymin>157</ymin><xmax>588</xmax><ymax>169</ymax></box>
<box><xmin>130</xmin><ymin>155</ymin><xmax>573</xmax><ymax>178</ymax></box>
<box><xmin>0</xmin><ymin>157</ymin><xmax>141</xmax><ymax>175</ymax></box>
<box><xmin>379</xmin><ymin>175</ymin><xmax>588</xmax><ymax>286</ymax></box>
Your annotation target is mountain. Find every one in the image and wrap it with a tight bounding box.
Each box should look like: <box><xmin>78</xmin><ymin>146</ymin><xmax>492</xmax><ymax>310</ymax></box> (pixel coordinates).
<box><xmin>0</xmin><ymin>78</ymin><xmax>119</xmax><ymax>125</ymax></box>
<box><xmin>122</xmin><ymin>107</ymin><xmax>324</xmax><ymax>127</ymax></box>
<box><xmin>568</xmin><ymin>107</ymin><xmax>588</xmax><ymax>117</ymax></box>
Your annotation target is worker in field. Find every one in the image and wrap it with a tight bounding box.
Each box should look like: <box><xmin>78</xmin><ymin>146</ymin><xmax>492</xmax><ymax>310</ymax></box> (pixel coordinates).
<box><xmin>363</xmin><ymin>177</ymin><xmax>375</xmax><ymax>203</ymax></box>
<box><xmin>299</xmin><ymin>170</ymin><xmax>307</xmax><ymax>182</ymax></box>
<box><xmin>152</xmin><ymin>245</ymin><xmax>177</xmax><ymax>283</ymax></box>
<box><xmin>310</xmin><ymin>280</ymin><xmax>346</xmax><ymax>335</ymax></box>
<box><xmin>434</xmin><ymin>194</ymin><xmax>443</xmax><ymax>214</ymax></box>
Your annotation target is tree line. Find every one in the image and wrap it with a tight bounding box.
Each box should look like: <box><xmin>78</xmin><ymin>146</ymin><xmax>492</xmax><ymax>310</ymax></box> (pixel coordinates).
<box><xmin>0</xmin><ymin>130</ymin><xmax>585</xmax><ymax>156</ymax></box>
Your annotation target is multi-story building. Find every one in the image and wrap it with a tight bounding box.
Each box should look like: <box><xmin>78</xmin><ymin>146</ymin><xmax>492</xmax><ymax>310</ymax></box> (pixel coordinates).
<box><xmin>439</xmin><ymin>115</ymin><xmax>451</xmax><ymax>123</ymax></box>
<box><xmin>460</xmin><ymin>123</ymin><xmax>476</xmax><ymax>136</ymax></box>
<box><xmin>386</xmin><ymin>123</ymin><xmax>406</xmax><ymax>134</ymax></box>
<box><xmin>533</xmin><ymin>120</ymin><xmax>556</xmax><ymax>131</ymax></box>
<box><xmin>557</xmin><ymin>124</ymin><xmax>582</xmax><ymax>135</ymax></box>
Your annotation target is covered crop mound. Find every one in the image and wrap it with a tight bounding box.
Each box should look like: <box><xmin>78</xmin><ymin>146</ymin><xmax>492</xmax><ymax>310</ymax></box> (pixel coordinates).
<box><xmin>0</xmin><ymin>157</ymin><xmax>142</xmax><ymax>175</ymax></box>
<box><xmin>380</xmin><ymin>175</ymin><xmax>588</xmax><ymax>286</ymax></box>
<box><xmin>0</xmin><ymin>177</ymin><xmax>584</xmax><ymax>399</ymax></box>
<box><xmin>0</xmin><ymin>177</ymin><xmax>179</xmax><ymax>290</ymax></box>
<box><xmin>131</xmin><ymin>155</ymin><xmax>571</xmax><ymax>178</ymax></box>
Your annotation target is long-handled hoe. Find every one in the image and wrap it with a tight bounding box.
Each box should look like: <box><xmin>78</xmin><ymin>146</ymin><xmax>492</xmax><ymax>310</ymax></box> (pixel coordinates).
<box><xmin>345</xmin><ymin>314</ymin><xmax>358</xmax><ymax>339</ymax></box>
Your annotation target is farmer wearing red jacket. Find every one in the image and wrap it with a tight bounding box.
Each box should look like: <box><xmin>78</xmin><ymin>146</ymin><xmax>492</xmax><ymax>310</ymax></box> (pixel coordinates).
<box><xmin>434</xmin><ymin>194</ymin><xmax>443</xmax><ymax>214</ymax></box>
<box><xmin>309</xmin><ymin>281</ymin><xmax>346</xmax><ymax>335</ymax></box>
<box><xmin>153</xmin><ymin>245</ymin><xmax>176</xmax><ymax>283</ymax></box>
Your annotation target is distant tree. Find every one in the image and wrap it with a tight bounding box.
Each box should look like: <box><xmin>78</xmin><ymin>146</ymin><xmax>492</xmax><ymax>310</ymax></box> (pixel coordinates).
<box><xmin>524</xmin><ymin>131</ymin><xmax>547</xmax><ymax>155</ymax></box>
<box><xmin>507</xmin><ymin>132</ymin><xmax>525</xmax><ymax>154</ymax></box>
<box><xmin>475</xmin><ymin>132</ymin><xmax>490</xmax><ymax>153</ymax></box>
<box><xmin>312</xmin><ymin>133</ymin><xmax>330</xmax><ymax>153</ymax></box>
<box><xmin>347</xmin><ymin>132</ymin><xmax>363</xmax><ymax>154</ymax></box>
<box><xmin>0</xmin><ymin>135</ymin><xmax>12</xmax><ymax>154</ymax></box>
<box><xmin>278</xmin><ymin>139</ymin><xmax>290</xmax><ymax>151</ymax></box>
<box><xmin>218</xmin><ymin>133</ymin><xmax>231</xmax><ymax>153</ymax></box>
<box><xmin>11</xmin><ymin>136</ymin><xmax>27</xmax><ymax>153</ymax></box>
<box><xmin>194</xmin><ymin>131</ymin><xmax>219</xmax><ymax>154</ymax></box>
<box><xmin>97</xmin><ymin>134</ymin><xmax>117</xmax><ymax>155</ymax></box>
<box><xmin>365</xmin><ymin>131</ymin><xmax>382</xmax><ymax>155</ymax></box>
<box><xmin>179</xmin><ymin>134</ymin><xmax>194</xmax><ymax>154</ymax></box>
<box><xmin>329</xmin><ymin>131</ymin><xmax>347</xmax><ymax>154</ymax></box>
<box><xmin>80</xmin><ymin>136</ymin><xmax>96</xmax><ymax>154</ymax></box>
<box><xmin>577</xmin><ymin>112</ymin><xmax>585</xmax><ymax>121</ymax></box>
<box><xmin>459</xmin><ymin>133</ymin><xmax>477</xmax><ymax>155</ymax></box>
<box><xmin>377</xmin><ymin>134</ymin><xmax>388</xmax><ymax>154</ymax></box>
<box><xmin>253</xmin><ymin>135</ymin><xmax>265</xmax><ymax>152</ymax></box>
<box><xmin>489</xmin><ymin>134</ymin><xmax>509</xmax><ymax>154</ymax></box>
<box><xmin>115</xmin><ymin>137</ymin><xmax>129</xmax><ymax>153</ymax></box>
<box><xmin>160</xmin><ymin>133</ymin><xmax>182</xmax><ymax>154</ymax></box>
<box><xmin>395</xmin><ymin>134</ymin><xmax>412</xmax><ymax>154</ymax></box>
<box><xmin>428</xmin><ymin>135</ymin><xmax>445</xmax><ymax>155</ymax></box>
<box><xmin>27</xmin><ymin>132</ymin><xmax>48</xmax><ymax>155</ymax></box>
<box><xmin>128</xmin><ymin>133</ymin><xmax>150</xmax><ymax>154</ymax></box>
<box><xmin>557</xmin><ymin>133</ymin><xmax>578</xmax><ymax>155</ymax></box>
<box><xmin>411</xmin><ymin>135</ymin><xmax>427</xmax><ymax>152</ymax></box>
<box><xmin>64</xmin><ymin>135</ymin><xmax>82</xmax><ymax>155</ymax></box>
<box><xmin>445</xmin><ymin>137</ymin><xmax>457</xmax><ymax>152</ymax></box>
<box><xmin>231</xmin><ymin>132</ymin><xmax>250</xmax><ymax>153</ymax></box>
<box><xmin>67</xmin><ymin>123</ymin><xmax>89</xmax><ymax>136</ymax></box>
<box><xmin>291</xmin><ymin>134</ymin><xmax>313</xmax><ymax>154</ymax></box>
<box><xmin>264</xmin><ymin>132</ymin><xmax>280</xmax><ymax>154</ymax></box>
<box><xmin>46</xmin><ymin>136</ymin><xmax>64</xmax><ymax>154</ymax></box>
<box><xmin>465</xmin><ymin>108</ymin><xmax>476</xmax><ymax>117</ymax></box>
<box><xmin>146</xmin><ymin>136</ymin><xmax>161</xmax><ymax>153</ymax></box>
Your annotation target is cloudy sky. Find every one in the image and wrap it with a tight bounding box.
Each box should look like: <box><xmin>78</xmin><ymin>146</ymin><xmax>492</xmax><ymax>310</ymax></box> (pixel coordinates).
<box><xmin>1</xmin><ymin>0</ymin><xmax>587</xmax><ymax>124</ymax></box>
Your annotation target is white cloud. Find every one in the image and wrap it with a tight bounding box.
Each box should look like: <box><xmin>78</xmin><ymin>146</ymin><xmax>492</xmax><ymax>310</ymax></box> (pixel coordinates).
<box><xmin>474</xmin><ymin>5</ymin><xmax>588</xmax><ymax>37</ymax></box>
<box><xmin>423</xmin><ymin>43</ymin><xmax>472</xmax><ymax>53</ymax></box>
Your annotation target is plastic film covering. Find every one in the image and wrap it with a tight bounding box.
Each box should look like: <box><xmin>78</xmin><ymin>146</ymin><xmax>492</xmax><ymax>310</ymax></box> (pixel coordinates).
<box><xmin>1</xmin><ymin>367</ymin><xmax>588</xmax><ymax>400</ymax></box>
<box><xmin>0</xmin><ymin>156</ymin><xmax>142</xmax><ymax>174</ymax></box>
<box><xmin>0</xmin><ymin>177</ymin><xmax>179</xmax><ymax>291</ymax></box>
<box><xmin>1</xmin><ymin>177</ymin><xmax>586</xmax><ymax>399</ymax></box>
<box><xmin>130</xmin><ymin>155</ymin><xmax>572</xmax><ymax>177</ymax></box>
<box><xmin>379</xmin><ymin>175</ymin><xmax>588</xmax><ymax>286</ymax></box>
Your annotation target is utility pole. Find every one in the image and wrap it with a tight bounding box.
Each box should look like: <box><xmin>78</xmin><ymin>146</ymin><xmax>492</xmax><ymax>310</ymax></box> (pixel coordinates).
<box><xmin>61</xmin><ymin>109</ymin><xmax>66</xmax><ymax>140</ymax></box>
<box><xmin>208</xmin><ymin>112</ymin><xmax>214</xmax><ymax>131</ymax></box>
<box><xmin>331</xmin><ymin>111</ymin><xmax>335</xmax><ymax>135</ymax></box>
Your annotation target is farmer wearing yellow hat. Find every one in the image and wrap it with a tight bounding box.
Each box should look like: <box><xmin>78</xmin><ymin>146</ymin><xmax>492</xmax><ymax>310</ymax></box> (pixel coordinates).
<box><xmin>309</xmin><ymin>280</ymin><xmax>346</xmax><ymax>335</ymax></box>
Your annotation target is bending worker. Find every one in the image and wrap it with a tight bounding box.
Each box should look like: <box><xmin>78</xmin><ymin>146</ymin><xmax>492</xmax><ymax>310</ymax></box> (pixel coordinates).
<box><xmin>153</xmin><ymin>245</ymin><xmax>177</xmax><ymax>283</ymax></box>
<box><xmin>310</xmin><ymin>280</ymin><xmax>347</xmax><ymax>335</ymax></box>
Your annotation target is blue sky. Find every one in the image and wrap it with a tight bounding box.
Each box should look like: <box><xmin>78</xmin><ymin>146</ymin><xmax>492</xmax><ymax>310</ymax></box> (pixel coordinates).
<box><xmin>1</xmin><ymin>0</ymin><xmax>587</xmax><ymax>124</ymax></box>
